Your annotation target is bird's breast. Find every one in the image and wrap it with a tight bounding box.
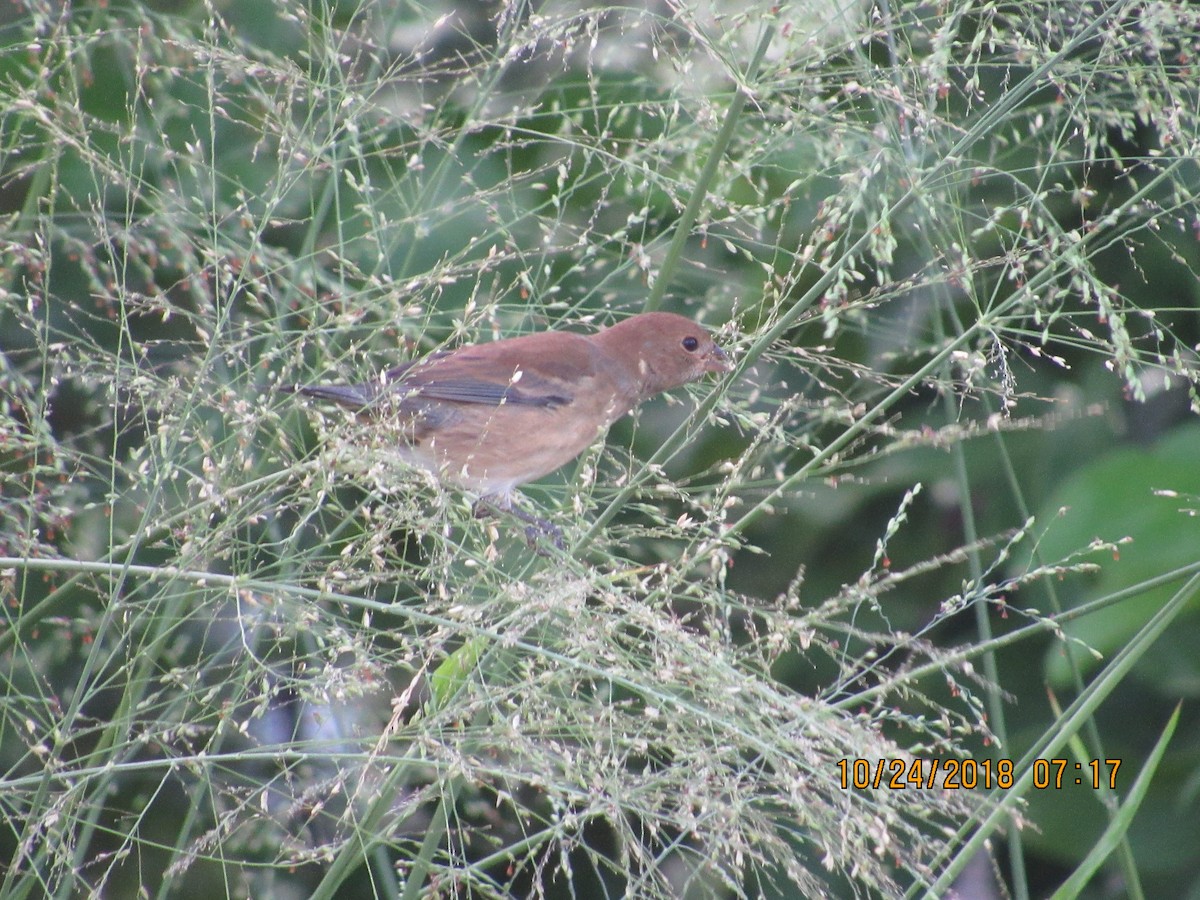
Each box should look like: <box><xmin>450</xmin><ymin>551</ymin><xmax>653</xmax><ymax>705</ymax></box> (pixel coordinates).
<box><xmin>402</xmin><ymin>384</ymin><xmax>629</xmax><ymax>494</ymax></box>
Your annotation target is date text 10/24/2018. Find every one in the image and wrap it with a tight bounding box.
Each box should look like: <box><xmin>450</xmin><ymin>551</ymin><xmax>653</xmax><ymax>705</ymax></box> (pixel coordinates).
<box><xmin>837</xmin><ymin>757</ymin><xmax>1121</xmax><ymax>791</ymax></box>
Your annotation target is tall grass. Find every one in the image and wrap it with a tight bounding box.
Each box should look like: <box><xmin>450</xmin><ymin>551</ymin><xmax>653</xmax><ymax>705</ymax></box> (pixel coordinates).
<box><xmin>2</xmin><ymin>1</ymin><xmax>1199</xmax><ymax>897</ymax></box>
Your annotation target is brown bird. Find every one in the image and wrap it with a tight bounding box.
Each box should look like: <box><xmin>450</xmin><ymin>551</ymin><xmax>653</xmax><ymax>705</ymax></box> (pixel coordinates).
<box><xmin>286</xmin><ymin>311</ymin><xmax>731</xmax><ymax>544</ymax></box>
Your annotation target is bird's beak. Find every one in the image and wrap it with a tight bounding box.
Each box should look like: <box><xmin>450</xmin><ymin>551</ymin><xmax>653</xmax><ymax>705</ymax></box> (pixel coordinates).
<box><xmin>705</xmin><ymin>345</ymin><xmax>733</xmax><ymax>374</ymax></box>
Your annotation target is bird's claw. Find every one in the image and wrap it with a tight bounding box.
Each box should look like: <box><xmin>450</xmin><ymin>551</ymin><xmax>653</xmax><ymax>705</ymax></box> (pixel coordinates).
<box><xmin>472</xmin><ymin>499</ymin><xmax>564</xmax><ymax>553</ymax></box>
<box><xmin>523</xmin><ymin>520</ymin><xmax>564</xmax><ymax>554</ymax></box>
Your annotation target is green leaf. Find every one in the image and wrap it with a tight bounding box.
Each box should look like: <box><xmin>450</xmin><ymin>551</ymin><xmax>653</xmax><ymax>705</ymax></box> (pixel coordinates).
<box><xmin>1027</xmin><ymin>425</ymin><xmax>1200</xmax><ymax>688</ymax></box>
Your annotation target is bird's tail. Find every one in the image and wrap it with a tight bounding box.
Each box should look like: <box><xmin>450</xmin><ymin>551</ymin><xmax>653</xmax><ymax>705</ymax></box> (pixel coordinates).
<box><xmin>280</xmin><ymin>382</ymin><xmax>375</xmax><ymax>409</ymax></box>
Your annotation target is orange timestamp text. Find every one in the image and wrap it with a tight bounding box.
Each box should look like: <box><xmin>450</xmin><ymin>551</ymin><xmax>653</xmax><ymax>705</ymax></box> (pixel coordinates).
<box><xmin>837</xmin><ymin>757</ymin><xmax>1121</xmax><ymax>791</ymax></box>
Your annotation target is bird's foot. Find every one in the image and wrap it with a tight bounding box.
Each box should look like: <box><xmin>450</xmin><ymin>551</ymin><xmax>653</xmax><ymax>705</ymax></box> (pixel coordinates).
<box><xmin>473</xmin><ymin>498</ymin><xmax>564</xmax><ymax>553</ymax></box>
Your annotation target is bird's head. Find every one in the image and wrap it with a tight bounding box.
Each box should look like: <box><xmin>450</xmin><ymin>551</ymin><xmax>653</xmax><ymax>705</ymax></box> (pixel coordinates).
<box><xmin>595</xmin><ymin>311</ymin><xmax>731</xmax><ymax>398</ymax></box>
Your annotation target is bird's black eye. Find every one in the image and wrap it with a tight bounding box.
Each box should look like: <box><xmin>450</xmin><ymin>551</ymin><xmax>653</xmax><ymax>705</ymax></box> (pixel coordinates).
<box><xmin>682</xmin><ymin>336</ymin><xmax>700</xmax><ymax>352</ymax></box>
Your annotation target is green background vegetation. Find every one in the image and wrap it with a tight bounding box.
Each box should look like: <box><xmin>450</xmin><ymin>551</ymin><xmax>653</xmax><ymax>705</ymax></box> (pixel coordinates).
<box><xmin>2</xmin><ymin>0</ymin><xmax>1199</xmax><ymax>897</ymax></box>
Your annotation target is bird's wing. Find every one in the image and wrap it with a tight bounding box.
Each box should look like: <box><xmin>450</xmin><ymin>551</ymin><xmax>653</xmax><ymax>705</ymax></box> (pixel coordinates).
<box><xmin>404</xmin><ymin>378</ymin><xmax>570</xmax><ymax>409</ymax></box>
<box><xmin>297</xmin><ymin>333</ymin><xmax>602</xmax><ymax>414</ymax></box>
<box><xmin>387</xmin><ymin>338</ymin><xmax>595</xmax><ymax>410</ymax></box>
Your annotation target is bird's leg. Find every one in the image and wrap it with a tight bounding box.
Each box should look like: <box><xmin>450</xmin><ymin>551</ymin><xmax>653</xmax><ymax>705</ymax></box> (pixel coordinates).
<box><xmin>472</xmin><ymin>496</ymin><xmax>564</xmax><ymax>552</ymax></box>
